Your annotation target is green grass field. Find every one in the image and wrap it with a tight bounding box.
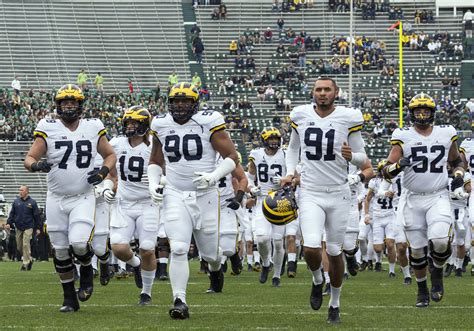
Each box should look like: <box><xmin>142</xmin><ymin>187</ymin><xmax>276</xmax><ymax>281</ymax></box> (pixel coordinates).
<box><xmin>0</xmin><ymin>260</ymin><xmax>473</xmax><ymax>330</ymax></box>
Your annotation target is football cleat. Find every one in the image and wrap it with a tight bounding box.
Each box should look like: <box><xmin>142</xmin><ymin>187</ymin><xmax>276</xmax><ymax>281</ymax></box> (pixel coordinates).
<box><xmin>247</xmin><ymin>263</ymin><xmax>253</xmax><ymax>272</ymax></box>
<box><xmin>272</xmin><ymin>277</ymin><xmax>281</xmax><ymax>287</ymax></box>
<box><xmin>443</xmin><ymin>263</ymin><xmax>454</xmax><ymax>277</ymax></box>
<box><xmin>346</xmin><ymin>256</ymin><xmax>359</xmax><ymax>276</ymax></box>
<box><xmin>159</xmin><ymin>263</ymin><xmax>169</xmax><ymax>281</ymax></box>
<box><xmin>59</xmin><ymin>299</ymin><xmax>80</xmax><ymax>313</ymax></box>
<box><xmin>323</xmin><ymin>282</ymin><xmax>331</xmax><ymax>296</ymax></box>
<box><xmin>253</xmin><ymin>262</ymin><xmax>262</xmax><ymax>272</ymax></box>
<box><xmin>115</xmin><ymin>268</ymin><xmax>128</xmax><ymax>279</ymax></box>
<box><xmin>389</xmin><ymin>272</ymin><xmax>396</xmax><ymax>278</ymax></box>
<box><xmin>430</xmin><ymin>267</ymin><xmax>444</xmax><ymax>302</ymax></box>
<box><xmin>462</xmin><ymin>255</ymin><xmax>470</xmax><ymax>272</ymax></box>
<box><xmin>416</xmin><ymin>290</ymin><xmax>430</xmax><ymax>308</ymax></box>
<box><xmin>229</xmin><ymin>253</ymin><xmax>243</xmax><ymax>276</ymax></box>
<box><xmin>310</xmin><ymin>282</ymin><xmax>323</xmax><ymax>310</ymax></box>
<box><xmin>455</xmin><ymin>268</ymin><xmax>462</xmax><ymax>277</ymax></box>
<box><xmin>221</xmin><ymin>260</ymin><xmax>228</xmax><ymax>274</ymax></box>
<box><xmin>27</xmin><ymin>261</ymin><xmax>33</xmax><ymax>271</ymax></box>
<box><xmin>169</xmin><ymin>298</ymin><xmax>190</xmax><ymax>320</ymax></box>
<box><xmin>20</xmin><ymin>264</ymin><xmax>27</xmax><ymax>271</ymax></box>
<box><xmin>375</xmin><ymin>262</ymin><xmax>382</xmax><ymax>272</ymax></box>
<box><xmin>208</xmin><ymin>269</ymin><xmax>224</xmax><ymax>293</ymax></box>
<box><xmin>77</xmin><ymin>286</ymin><xmax>93</xmax><ymax>302</ymax></box>
<box><xmin>259</xmin><ymin>266</ymin><xmax>270</xmax><ymax>284</ymax></box>
<box><xmin>367</xmin><ymin>260</ymin><xmax>374</xmax><ymax>271</ymax></box>
<box><xmin>198</xmin><ymin>260</ymin><xmax>209</xmax><ymax>274</ymax></box>
<box><xmin>287</xmin><ymin>261</ymin><xmax>297</xmax><ymax>278</ymax></box>
<box><xmin>99</xmin><ymin>263</ymin><xmax>111</xmax><ymax>286</ymax></box>
<box><xmin>327</xmin><ymin>306</ymin><xmax>341</xmax><ymax>324</ymax></box>
<box><xmin>359</xmin><ymin>260</ymin><xmax>368</xmax><ymax>271</ymax></box>
<box><xmin>138</xmin><ymin>293</ymin><xmax>152</xmax><ymax>306</ymax></box>
<box><xmin>133</xmin><ymin>265</ymin><xmax>143</xmax><ymax>289</ymax></box>
<box><xmin>404</xmin><ymin>277</ymin><xmax>412</xmax><ymax>285</ymax></box>
<box><xmin>471</xmin><ymin>266</ymin><xmax>474</xmax><ymax>276</ymax></box>
<box><xmin>77</xmin><ymin>264</ymin><xmax>94</xmax><ymax>302</ymax></box>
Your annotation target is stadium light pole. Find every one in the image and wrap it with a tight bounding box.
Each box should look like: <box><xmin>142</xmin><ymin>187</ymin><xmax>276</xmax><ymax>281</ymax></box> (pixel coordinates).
<box><xmin>348</xmin><ymin>0</ymin><xmax>353</xmax><ymax>107</ymax></box>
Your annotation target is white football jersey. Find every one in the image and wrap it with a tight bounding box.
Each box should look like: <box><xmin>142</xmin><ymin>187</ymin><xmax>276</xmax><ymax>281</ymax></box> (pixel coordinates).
<box><xmin>390</xmin><ymin>125</ymin><xmax>457</xmax><ymax>193</ymax></box>
<box><xmin>290</xmin><ymin>104</ymin><xmax>364</xmax><ymax>188</ymax></box>
<box><xmin>110</xmin><ymin>136</ymin><xmax>152</xmax><ymax>201</ymax></box>
<box><xmin>33</xmin><ymin>118</ymin><xmax>106</xmax><ymax>195</ymax></box>
<box><xmin>460</xmin><ymin>137</ymin><xmax>474</xmax><ymax>176</ymax></box>
<box><xmin>390</xmin><ymin>174</ymin><xmax>403</xmax><ymax>208</ymax></box>
<box><xmin>151</xmin><ymin>110</ymin><xmax>226</xmax><ymax>191</ymax></box>
<box><xmin>248</xmin><ymin>147</ymin><xmax>286</xmax><ymax>196</ymax></box>
<box><xmin>368</xmin><ymin>177</ymin><xmax>394</xmax><ymax>217</ymax></box>
<box><xmin>216</xmin><ymin>154</ymin><xmax>234</xmax><ymax>201</ymax></box>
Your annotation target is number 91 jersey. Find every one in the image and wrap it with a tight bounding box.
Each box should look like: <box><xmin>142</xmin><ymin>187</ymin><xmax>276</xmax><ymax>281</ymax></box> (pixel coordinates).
<box><xmin>110</xmin><ymin>136</ymin><xmax>151</xmax><ymax>201</ymax></box>
<box><xmin>390</xmin><ymin>125</ymin><xmax>457</xmax><ymax>193</ymax></box>
<box><xmin>33</xmin><ymin>118</ymin><xmax>106</xmax><ymax>195</ymax></box>
<box><xmin>151</xmin><ymin>110</ymin><xmax>226</xmax><ymax>191</ymax></box>
<box><xmin>290</xmin><ymin>105</ymin><xmax>364</xmax><ymax>187</ymax></box>
<box><xmin>248</xmin><ymin>148</ymin><xmax>286</xmax><ymax>196</ymax></box>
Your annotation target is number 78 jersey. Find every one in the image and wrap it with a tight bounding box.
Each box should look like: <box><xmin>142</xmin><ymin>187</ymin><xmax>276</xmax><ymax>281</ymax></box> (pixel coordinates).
<box><xmin>390</xmin><ymin>125</ymin><xmax>457</xmax><ymax>193</ymax></box>
<box><xmin>290</xmin><ymin>105</ymin><xmax>364</xmax><ymax>187</ymax></box>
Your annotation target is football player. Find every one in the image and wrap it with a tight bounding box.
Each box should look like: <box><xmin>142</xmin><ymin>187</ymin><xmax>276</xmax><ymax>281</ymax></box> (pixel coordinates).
<box><xmin>249</xmin><ymin>127</ymin><xmax>287</xmax><ymax>287</ymax></box>
<box><xmin>459</xmin><ymin>133</ymin><xmax>474</xmax><ymax>276</ymax></box>
<box><xmin>282</xmin><ymin>77</ymin><xmax>371</xmax><ymax>323</ymax></box>
<box><xmin>107</xmin><ymin>106</ymin><xmax>159</xmax><ymax>306</ymax></box>
<box><xmin>364</xmin><ymin>160</ymin><xmax>397</xmax><ymax>277</ymax></box>
<box><xmin>148</xmin><ymin>83</ymin><xmax>239</xmax><ymax>319</ymax></box>
<box><xmin>25</xmin><ymin>84</ymin><xmax>116</xmax><ymax>312</ymax></box>
<box><xmin>382</xmin><ymin>93</ymin><xmax>466</xmax><ymax>308</ymax></box>
<box><xmin>216</xmin><ymin>153</ymin><xmax>248</xmax><ymax>276</ymax></box>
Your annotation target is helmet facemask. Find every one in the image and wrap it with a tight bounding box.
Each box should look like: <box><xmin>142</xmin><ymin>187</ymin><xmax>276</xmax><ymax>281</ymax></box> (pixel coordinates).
<box><xmin>410</xmin><ymin>107</ymin><xmax>434</xmax><ymax>127</ymax></box>
<box><xmin>168</xmin><ymin>97</ymin><xmax>198</xmax><ymax>123</ymax></box>
<box><xmin>56</xmin><ymin>98</ymin><xmax>82</xmax><ymax>123</ymax></box>
<box><xmin>265</xmin><ymin>135</ymin><xmax>281</xmax><ymax>150</ymax></box>
<box><xmin>123</xmin><ymin>119</ymin><xmax>149</xmax><ymax>137</ymax></box>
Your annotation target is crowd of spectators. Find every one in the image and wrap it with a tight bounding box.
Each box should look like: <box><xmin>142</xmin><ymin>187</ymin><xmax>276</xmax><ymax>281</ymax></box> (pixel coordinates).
<box><xmin>271</xmin><ymin>0</ymin><xmax>314</xmax><ymax>12</ymax></box>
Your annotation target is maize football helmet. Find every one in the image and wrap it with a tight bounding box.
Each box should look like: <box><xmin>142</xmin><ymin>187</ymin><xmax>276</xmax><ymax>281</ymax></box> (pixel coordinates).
<box><xmin>262</xmin><ymin>186</ymin><xmax>298</xmax><ymax>226</ymax></box>
<box><xmin>55</xmin><ymin>84</ymin><xmax>85</xmax><ymax>122</ymax></box>
<box><xmin>122</xmin><ymin>106</ymin><xmax>151</xmax><ymax>137</ymax></box>
<box><xmin>168</xmin><ymin>83</ymin><xmax>200</xmax><ymax>123</ymax></box>
<box><xmin>408</xmin><ymin>93</ymin><xmax>436</xmax><ymax>126</ymax></box>
<box><xmin>261</xmin><ymin>127</ymin><xmax>281</xmax><ymax>149</ymax></box>
<box><xmin>376</xmin><ymin>159</ymin><xmax>387</xmax><ymax>176</ymax></box>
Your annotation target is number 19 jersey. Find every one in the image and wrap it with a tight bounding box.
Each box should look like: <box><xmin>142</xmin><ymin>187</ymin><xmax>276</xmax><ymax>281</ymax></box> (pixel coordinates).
<box><xmin>290</xmin><ymin>105</ymin><xmax>364</xmax><ymax>188</ymax></box>
<box><xmin>151</xmin><ymin>110</ymin><xmax>226</xmax><ymax>191</ymax></box>
<box><xmin>390</xmin><ymin>125</ymin><xmax>457</xmax><ymax>193</ymax></box>
<box><xmin>110</xmin><ymin>136</ymin><xmax>151</xmax><ymax>201</ymax></box>
<box><xmin>248</xmin><ymin>148</ymin><xmax>286</xmax><ymax>196</ymax></box>
<box><xmin>33</xmin><ymin>118</ymin><xmax>106</xmax><ymax>196</ymax></box>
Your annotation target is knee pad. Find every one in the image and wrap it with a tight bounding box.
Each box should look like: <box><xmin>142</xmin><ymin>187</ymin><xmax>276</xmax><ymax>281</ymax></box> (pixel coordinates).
<box><xmin>409</xmin><ymin>246</ymin><xmax>428</xmax><ymax>270</ymax></box>
<box><xmin>220</xmin><ymin>235</ymin><xmax>237</xmax><ymax>257</ymax></box>
<box><xmin>429</xmin><ymin>238</ymin><xmax>451</xmax><ymax>266</ymax></box>
<box><xmin>96</xmin><ymin>249</ymin><xmax>110</xmax><ymax>262</ymax></box>
<box><xmin>273</xmin><ymin>238</ymin><xmax>284</xmax><ymax>251</ymax></box>
<box><xmin>110</xmin><ymin>233</ymin><xmax>126</xmax><ymax>245</ymax></box>
<box><xmin>54</xmin><ymin>248</ymin><xmax>71</xmax><ymax>261</ymax></box>
<box><xmin>158</xmin><ymin>238</ymin><xmax>171</xmax><ymax>253</ymax></box>
<box><xmin>326</xmin><ymin>243</ymin><xmax>343</xmax><ymax>257</ymax></box>
<box><xmin>170</xmin><ymin>241</ymin><xmax>189</xmax><ymax>257</ymax></box>
<box><xmin>256</xmin><ymin>235</ymin><xmax>270</xmax><ymax>246</ymax></box>
<box><xmin>53</xmin><ymin>256</ymin><xmax>75</xmax><ymax>274</ymax></box>
<box><xmin>92</xmin><ymin>241</ymin><xmax>108</xmax><ymax>258</ymax></box>
<box><xmin>140</xmin><ymin>239</ymin><xmax>156</xmax><ymax>251</ymax></box>
<box><xmin>343</xmin><ymin>245</ymin><xmax>358</xmax><ymax>257</ymax></box>
<box><xmin>71</xmin><ymin>243</ymin><xmax>93</xmax><ymax>265</ymax></box>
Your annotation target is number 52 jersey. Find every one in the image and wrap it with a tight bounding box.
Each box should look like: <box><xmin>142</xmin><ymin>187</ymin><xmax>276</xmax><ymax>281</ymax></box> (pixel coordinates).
<box><xmin>33</xmin><ymin>118</ymin><xmax>106</xmax><ymax>196</ymax></box>
<box><xmin>290</xmin><ymin>105</ymin><xmax>364</xmax><ymax>187</ymax></box>
<box><xmin>390</xmin><ymin>125</ymin><xmax>457</xmax><ymax>193</ymax></box>
<box><xmin>150</xmin><ymin>110</ymin><xmax>226</xmax><ymax>191</ymax></box>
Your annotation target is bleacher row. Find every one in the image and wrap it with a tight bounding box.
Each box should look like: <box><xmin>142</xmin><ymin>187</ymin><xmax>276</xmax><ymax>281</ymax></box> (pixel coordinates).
<box><xmin>0</xmin><ymin>0</ymin><xmax>467</xmax><ymax>206</ymax></box>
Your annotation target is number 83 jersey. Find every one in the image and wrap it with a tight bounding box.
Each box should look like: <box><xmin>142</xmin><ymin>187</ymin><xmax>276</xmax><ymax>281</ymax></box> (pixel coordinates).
<box><xmin>290</xmin><ymin>105</ymin><xmax>364</xmax><ymax>187</ymax></box>
<box><xmin>248</xmin><ymin>148</ymin><xmax>286</xmax><ymax>196</ymax></box>
<box><xmin>109</xmin><ymin>136</ymin><xmax>151</xmax><ymax>201</ymax></box>
<box><xmin>33</xmin><ymin>118</ymin><xmax>106</xmax><ymax>196</ymax></box>
<box><xmin>151</xmin><ymin>110</ymin><xmax>226</xmax><ymax>191</ymax></box>
<box><xmin>390</xmin><ymin>125</ymin><xmax>457</xmax><ymax>193</ymax></box>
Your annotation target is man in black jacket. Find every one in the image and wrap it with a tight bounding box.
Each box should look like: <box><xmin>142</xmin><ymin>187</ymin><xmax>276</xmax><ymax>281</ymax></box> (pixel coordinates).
<box><xmin>6</xmin><ymin>186</ymin><xmax>41</xmax><ymax>270</ymax></box>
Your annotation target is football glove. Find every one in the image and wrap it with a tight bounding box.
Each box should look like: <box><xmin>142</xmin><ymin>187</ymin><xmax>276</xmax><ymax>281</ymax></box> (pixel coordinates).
<box><xmin>226</xmin><ymin>197</ymin><xmax>241</xmax><ymax>210</ymax></box>
<box><xmin>347</xmin><ymin>174</ymin><xmax>361</xmax><ymax>186</ymax></box>
<box><xmin>451</xmin><ymin>187</ymin><xmax>469</xmax><ymax>200</ymax></box>
<box><xmin>451</xmin><ymin>175</ymin><xmax>464</xmax><ymax>191</ymax></box>
<box><xmin>398</xmin><ymin>157</ymin><xmax>411</xmax><ymax>169</ymax></box>
<box><xmin>271</xmin><ymin>176</ymin><xmax>282</xmax><ymax>186</ymax></box>
<box><xmin>31</xmin><ymin>161</ymin><xmax>51</xmax><ymax>173</ymax></box>
<box><xmin>249</xmin><ymin>186</ymin><xmax>261</xmax><ymax>197</ymax></box>
<box><xmin>193</xmin><ymin>171</ymin><xmax>217</xmax><ymax>190</ymax></box>
<box><xmin>87</xmin><ymin>166</ymin><xmax>109</xmax><ymax>185</ymax></box>
<box><xmin>150</xmin><ymin>184</ymin><xmax>164</xmax><ymax>204</ymax></box>
<box><xmin>103</xmin><ymin>189</ymin><xmax>116</xmax><ymax>204</ymax></box>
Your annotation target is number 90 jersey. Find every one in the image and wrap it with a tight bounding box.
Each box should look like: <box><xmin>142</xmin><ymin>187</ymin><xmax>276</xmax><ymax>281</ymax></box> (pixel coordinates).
<box><xmin>33</xmin><ymin>118</ymin><xmax>106</xmax><ymax>196</ymax></box>
<box><xmin>248</xmin><ymin>148</ymin><xmax>286</xmax><ymax>196</ymax></box>
<box><xmin>110</xmin><ymin>136</ymin><xmax>151</xmax><ymax>201</ymax></box>
<box><xmin>290</xmin><ymin>105</ymin><xmax>364</xmax><ymax>187</ymax></box>
<box><xmin>390</xmin><ymin>125</ymin><xmax>457</xmax><ymax>193</ymax></box>
<box><xmin>151</xmin><ymin>111</ymin><xmax>226</xmax><ymax>191</ymax></box>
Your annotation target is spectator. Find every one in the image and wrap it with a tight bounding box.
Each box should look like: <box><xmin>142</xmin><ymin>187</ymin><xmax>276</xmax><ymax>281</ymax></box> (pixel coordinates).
<box><xmin>264</xmin><ymin>27</ymin><xmax>273</xmax><ymax>43</ymax></box>
<box><xmin>264</xmin><ymin>84</ymin><xmax>275</xmax><ymax>99</ymax></box>
<box><xmin>234</xmin><ymin>55</ymin><xmax>245</xmax><ymax>69</ymax></box>
<box><xmin>225</xmin><ymin>77</ymin><xmax>234</xmax><ymax>91</ymax></box>
<box><xmin>441</xmin><ymin>76</ymin><xmax>450</xmax><ymax>90</ymax></box>
<box><xmin>277</xmin><ymin>18</ymin><xmax>285</xmax><ymax>31</ymax></box>
<box><xmin>219</xmin><ymin>3</ymin><xmax>227</xmax><ymax>19</ymax></box>
<box><xmin>414</xmin><ymin>10</ymin><xmax>422</xmax><ymax>24</ymax></box>
<box><xmin>76</xmin><ymin>69</ymin><xmax>88</xmax><ymax>90</ymax></box>
<box><xmin>463</xmin><ymin>9</ymin><xmax>472</xmax><ymax>38</ymax></box>
<box><xmin>298</xmin><ymin>46</ymin><xmax>307</xmax><ymax>68</ymax></box>
<box><xmin>229</xmin><ymin>40</ymin><xmax>238</xmax><ymax>55</ymax></box>
<box><xmin>155</xmin><ymin>82</ymin><xmax>161</xmax><ymax>102</ymax></box>
<box><xmin>168</xmin><ymin>70</ymin><xmax>179</xmax><ymax>87</ymax></box>
<box><xmin>218</xmin><ymin>80</ymin><xmax>226</xmax><ymax>94</ymax></box>
<box><xmin>222</xmin><ymin>97</ymin><xmax>232</xmax><ymax>111</ymax></box>
<box><xmin>6</xmin><ymin>186</ymin><xmax>41</xmax><ymax>271</ymax></box>
<box><xmin>246</xmin><ymin>57</ymin><xmax>256</xmax><ymax>69</ymax></box>
<box><xmin>128</xmin><ymin>79</ymin><xmax>134</xmax><ymax>94</ymax></box>
<box><xmin>190</xmin><ymin>23</ymin><xmax>201</xmax><ymax>37</ymax></box>
<box><xmin>11</xmin><ymin>76</ymin><xmax>21</xmax><ymax>97</ymax></box>
<box><xmin>193</xmin><ymin>37</ymin><xmax>205</xmax><ymax>64</ymax></box>
<box><xmin>276</xmin><ymin>43</ymin><xmax>286</xmax><ymax>55</ymax></box>
<box><xmin>241</xmin><ymin>118</ymin><xmax>250</xmax><ymax>144</ymax></box>
<box><xmin>257</xmin><ymin>84</ymin><xmax>266</xmax><ymax>101</ymax></box>
<box><xmin>192</xmin><ymin>72</ymin><xmax>202</xmax><ymax>88</ymax></box>
<box><xmin>94</xmin><ymin>73</ymin><xmax>104</xmax><ymax>94</ymax></box>
<box><xmin>211</xmin><ymin>7</ymin><xmax>219</xmax><ymax>20</ymax></box>
<box><xmin>283</xmin><ymin>95</ymin><xmax>292</xmax><ymax>111</ymax></box>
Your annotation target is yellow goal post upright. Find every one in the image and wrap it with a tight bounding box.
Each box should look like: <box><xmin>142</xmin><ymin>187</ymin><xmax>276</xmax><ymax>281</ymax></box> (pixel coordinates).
<box><xmin>398</xmin><ymin>21</ymin><xmax>403</xmax><ymax>128</ymax></box>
